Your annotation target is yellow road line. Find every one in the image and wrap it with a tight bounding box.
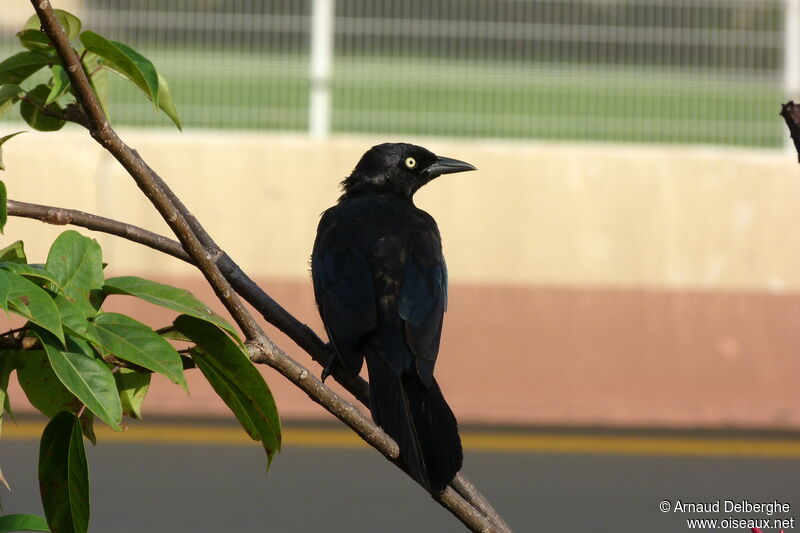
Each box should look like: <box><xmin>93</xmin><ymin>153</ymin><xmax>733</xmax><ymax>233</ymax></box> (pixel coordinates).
<box><xmin>3</xmin><ymin>421</ymin><xmax>799</xmax><ymax>458</ymax></box>
<box><xmin>460</xmin><ymin>433</ymin><xmax>800</xmax><ymax>458</ymax></box>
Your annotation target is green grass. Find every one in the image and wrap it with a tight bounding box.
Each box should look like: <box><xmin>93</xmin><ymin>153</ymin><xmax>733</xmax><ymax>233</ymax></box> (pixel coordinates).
<box><xmin>331</xmin><ymin>65</ymin><xmax>782</xmax><ymax>146</ymax></box>
<box><xmin>2</xmin><ymin>45</ymin><xmax>785</xmax><ymax>147</ymax></box>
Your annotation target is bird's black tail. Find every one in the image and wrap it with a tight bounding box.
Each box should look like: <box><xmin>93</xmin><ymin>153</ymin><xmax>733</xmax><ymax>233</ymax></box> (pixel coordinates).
<box><xmin>365</xmin><ymin>355</ymin><xmax>463</xmax><ymax>492</ymax></box>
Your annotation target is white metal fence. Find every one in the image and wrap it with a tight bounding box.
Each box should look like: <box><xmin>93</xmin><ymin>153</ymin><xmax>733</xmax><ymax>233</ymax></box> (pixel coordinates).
<box><xmin>0</xmin><ymin>0</ymin><xmax>792</xmax><ymax>147</ymax></box>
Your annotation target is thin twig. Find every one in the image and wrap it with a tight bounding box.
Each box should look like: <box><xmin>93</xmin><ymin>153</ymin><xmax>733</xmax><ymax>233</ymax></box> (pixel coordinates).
<box><xmin>18</xmin><ymin>94</ymin><xmax>67</xmax><ymax>122</ymax></box>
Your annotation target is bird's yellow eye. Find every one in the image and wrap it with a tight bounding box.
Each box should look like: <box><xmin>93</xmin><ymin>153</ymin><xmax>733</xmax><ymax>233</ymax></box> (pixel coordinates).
<box><xmin>405</xmin><ymin>157</ymin><xmax>417</xmax><ymax>169</ymax></box>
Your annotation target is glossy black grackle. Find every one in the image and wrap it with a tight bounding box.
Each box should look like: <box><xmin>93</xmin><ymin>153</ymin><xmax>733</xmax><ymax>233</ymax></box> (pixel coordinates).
<box><xmin>311</xmin><ymin>143</ymin><xmax>476</xmax><ymax>492</ymax></box>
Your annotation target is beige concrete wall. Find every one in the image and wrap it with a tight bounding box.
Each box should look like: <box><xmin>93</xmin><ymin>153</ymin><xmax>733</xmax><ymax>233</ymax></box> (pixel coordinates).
<box><xmin>1</xmin><ymin>4</ymin><xmax>37</xmax><ymax>31</ymax></box>
<box><xmin>0</xmin><ymin>1</ymin><xmax>86</xmax><ymax>31</ymax></box>
<box><xmin>2</xmin><ymin>127</ymin><xmax>799</xmax><ymax>428</ymax></box>
<box><xmin>2</xmin><ymin>128</ymin><xmax>798</xmax><ymax>292</ymax></box>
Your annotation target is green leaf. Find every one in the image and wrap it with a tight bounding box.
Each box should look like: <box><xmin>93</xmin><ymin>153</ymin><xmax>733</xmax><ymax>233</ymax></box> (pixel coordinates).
<box><xmin>114</xmin><ymin>368</ymin><xmax>150</xmax><ymax>420</ymax></box>
<box><xmin>0</xmin><ymin>270</ymin><xmax>63</xmax><ymax>343</ymax></box>
<box><xmin>45</xmin><ymin>66</ymin><xmax>70</xmax><ymax>106</ymax></box>
<box><xmin>21</xmin><ymin>16</ymin><xmax>41</xmax><ymax>32</ymax></box>
<box><xmin>81</xmin><ymin>54</ymin><xmax>108</xmax><ymax>119</ymax></box>
<box><xmin>54</xmin><ymin>297</ymin><xmax>96</xmax><ymax>338</ymax></box>
<box><xmin>156</xmin><ymin>326</ymin><xmax>192</xmax><ymax>343</ymax></box>
<box><xmin>13</xmin><ymin>348</ymin><xmax>96</xmax><ymax>444</ymax></box>
<box><xmin>0</xmin><ymin>241</ymin><xmax>25</xmax><ymax>264</ymax></box>
<box><xmin>34</xmin><ymin>329</ymin><xmax>122</xmax><ymax>431</ymax></box>
<box><xmin>58</xmin><ymin>10</ymin><xmax>83</xmax><ymax>41</ymax></box>
<box><xmin>90</xmin><ymin>313</ymin><xmax>186</xmax><ymax>391</ymax></box>
<box><xmin>0</xmin><ymin>434</ymin><xmax>7</xmax><ymax>494</ymax></box>
<box><xmin>0</xmin><ymin>351</ymin><xmax>16</xmax><ymax>495</ymax></box>
<box><xmin>0</xmin><ymin>131</ymin><xmax>24</xmax><ymax>171</ymax></box>
<box><xmin>79</xmin><ymin>32</ymin><xmax>158</xmax><ymax>107</ymax></box>
<box><xmin>56</xmin><ymin>10</ymin><xmax>83</xmax><ymax>41</ymax></box>
<box><xmin>103</xmin><ymin>276</ymin><xmax>239</xmax><ymax>342</ymax></box>
<box><xmin>23</xmin><ymin>9</ymin><xmax>82</xmax><ymax>41</ymax></box>
<box><xmin>15</xmin><ymin>350</ymin><xmax>82</xmax><ymax>417</ymax></box>
<box><xmin>38</xmin><ymin>412</ymin><xmax>89</xmax><ymax>533</ymax></box>
<box><xmin>0</xmin><ymin>182</ymin><xmax>5</xmax><ymax>234</ymax></box>
<box><xmin>17</xmin><ymin>29</ymin><xmax>52</xmax><ymax>54</ymax></box>
<box><xmin>156</xmin><ymin>74</ymin><xmax>181</xmax><ymax>130</ymax></box>
<box><xmin>109</xmin><ymin>41</ymin><xmax>160</xmax><ymax>109</ymax></box>
<box><xmin>0</xmin><ymin>86</ymin><xmax>24</xmax><ymax>121</ymax></box>
<box><xmin>0</xmin><ymin>513</ymin><xmax>50</xmax><ymax>532</ymax></box>
<box><xmin>0</xmin><ymin>52</ymin><xmax>49</xmax><ymax>85</ymax></box>
<box><xmin>0</xmin><ymin>351</ymin><xmax>14</xmax><ymax>420</ymax></box>
<box><xmin>0</xmin><ymin>263</ymin><xmax>62</xmax><ymax>290</ymax></box>
<box><xmin>0</xmin><ymin>274</ymin><xmax>8</xmax><ymax>309</ymax></box>
<box><xmin>176</xmin><ymin>315</ymin><xmax>281</xmax><ymax>466</ymax></box>
<box><xmin>45</xmin><ymin>231</ymin><xmax>104</xmax><ymax>305</ymax></box>
<box><xmin>20</xmin><ymin>85</ymin><xmax>66</xmax><ymax>132</ymax></box>
<box><xmin>78</xmin><ymin>410</ymin><xmax>96</xmax><ymax>446</ymax></box>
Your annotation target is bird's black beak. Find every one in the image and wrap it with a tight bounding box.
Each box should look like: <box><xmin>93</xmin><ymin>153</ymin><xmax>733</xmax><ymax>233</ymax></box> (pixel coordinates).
<box><xmin>421</xmin><ymin>156</ymin><xmax>477</xmax><ymax>179</ymax></box>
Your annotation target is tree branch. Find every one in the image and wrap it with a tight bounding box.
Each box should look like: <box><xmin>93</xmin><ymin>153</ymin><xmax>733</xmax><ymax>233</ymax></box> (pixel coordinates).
<box><xmin>7</xmin><ymin>199</ymin><xmax>189</xmax><ymax>260</ymax></box>
<box><xmin>26</xmin><ymin>3</ymin><xmax>511</xmax><ymax>531</ymax></box>
<box><xmin>7</xmin><ymin>199</ymin><xmax>368</xmax><ymax>400</ymax></box>
<box><xmin>6</xmin><ymin>199</ymin><xmax>511</xmax><ymax>532</ymax></box>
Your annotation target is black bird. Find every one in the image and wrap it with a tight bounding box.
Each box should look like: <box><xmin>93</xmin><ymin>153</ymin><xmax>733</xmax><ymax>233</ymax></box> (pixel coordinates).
<box><xmin>311</xmin><ymin>143</ymin><xmax>476</xmax><ymax>492</ymax></box>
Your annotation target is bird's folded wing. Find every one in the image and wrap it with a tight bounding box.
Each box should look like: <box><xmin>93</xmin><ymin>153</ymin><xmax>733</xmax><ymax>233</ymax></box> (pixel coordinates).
<box><xmin>399</xmin><ymin>232</ymin><xmax>447</xmax><ymax>388</ymax></box>
<box><xmin>312</xmin><ymin>246</ymin><xmax>377</xmax><ymax>375</ymax></box>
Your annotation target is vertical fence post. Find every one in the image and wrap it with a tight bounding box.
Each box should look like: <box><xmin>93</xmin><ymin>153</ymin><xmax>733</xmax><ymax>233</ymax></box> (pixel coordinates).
<box><xmin>785</xmin><ymin>0</ymin><xmax>800</xmax><ymax>149</ymax></box>
<box><xmin>310</xmin><ymin>0</ymin><xmax>335</xmax><ymax>139</ymax></box>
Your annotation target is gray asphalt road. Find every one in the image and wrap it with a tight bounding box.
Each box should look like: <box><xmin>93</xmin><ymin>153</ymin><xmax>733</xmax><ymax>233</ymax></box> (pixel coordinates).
<box><xmin>2</xmin><ymin>423</ymin><xmax>799</xmax><ymax>532</ymax></box>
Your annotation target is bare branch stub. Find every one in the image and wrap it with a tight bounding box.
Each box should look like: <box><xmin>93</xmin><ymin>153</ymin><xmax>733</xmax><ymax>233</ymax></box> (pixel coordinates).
<box><xmin>781</xmin><ymin>101</ymin><xmax>800</xmax><ymax>163</ymax></box>
<box><xmin>8</xmin><ymin>200</ymin><xmax>191</xmax><ymax>261</ymax></box>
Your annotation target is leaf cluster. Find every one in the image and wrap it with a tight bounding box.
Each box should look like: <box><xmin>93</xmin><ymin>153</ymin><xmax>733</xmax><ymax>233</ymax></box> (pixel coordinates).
<box><xmin>0</xmin><ymin>9</ymin><xmax>181</xmax><ymax>134</ymax></box>
<box><xmin>0</xmin><ymin>231</ymin><xmax>280</xmax><ymax>532</ymax></box>
<box><xmin>0</xmin><ymin>9</ymin><xmax>281</xmax><ymax>533</ymax></box>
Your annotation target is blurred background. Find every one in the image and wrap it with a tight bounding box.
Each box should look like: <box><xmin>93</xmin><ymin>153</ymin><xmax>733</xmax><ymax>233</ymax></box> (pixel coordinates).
<box><xmin>3</xmin><ymin>0</ymin><xmax>791</xmax><ymax>145</ymax></box>
<box><xmin>1</xmin><ymin>1</ymin><xmax>799</xmax><ymax>531</ymax></box>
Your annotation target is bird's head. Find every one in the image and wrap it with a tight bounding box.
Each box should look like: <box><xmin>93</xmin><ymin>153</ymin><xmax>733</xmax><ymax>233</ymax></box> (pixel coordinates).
<box><xmin>340</xmin><ymin>143</ymin><xmax>476</xmax><ymax>201</ymax></box>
